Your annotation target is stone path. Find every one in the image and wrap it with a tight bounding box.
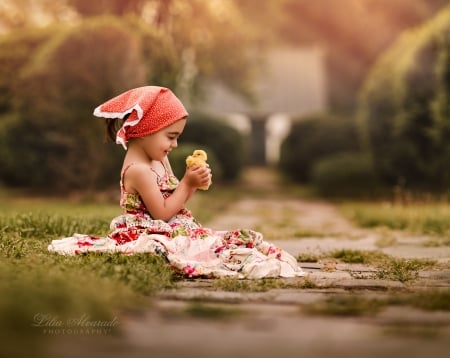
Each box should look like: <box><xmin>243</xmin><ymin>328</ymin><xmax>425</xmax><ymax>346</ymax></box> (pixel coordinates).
<box><xmin>51</xmin><ymin>168</ymin><xmax>450</xmax><ymax>358</ymax></box>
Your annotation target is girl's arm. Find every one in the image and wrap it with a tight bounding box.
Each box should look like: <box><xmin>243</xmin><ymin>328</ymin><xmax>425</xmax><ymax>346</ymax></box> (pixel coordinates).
<box><xmin>124</xmin><ymin>163</ymin><xmax>210</xmax><ymax>221</ymax></box>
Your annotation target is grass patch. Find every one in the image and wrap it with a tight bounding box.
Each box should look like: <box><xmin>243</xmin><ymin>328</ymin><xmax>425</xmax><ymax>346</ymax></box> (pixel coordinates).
<box><xmin>340</xmin><ymin>201</ymin><xmax>450</xmax><ymax>240</ymax></box>
<box><xmin>0</xmin><ymin>255</ymin><xmax>135</xmax><ymax>358</ymax></box>
<box><xmin>0</xmin><ymin>201</ymin><xmax>121</xmax><ymax>239</ymax></box>
<box><xmin>327</xmin><ymin>249</ymin><xmax>436</xmax><ymax>282</ymax></box>
<box><xmin>0</xmin><ymin>211</ymin><xmax>111</xmax><ymax>239</ymax></box>
<box><xmin>297</xmin><ymin>253</ymin><xmax>321</xmax><ymax>262</ymax></box>
<box><xmin>211</xmin><ymin>277</ymin><xmax>316</xmax><ymax>292</ymax></box>
<box><xmin>0</xmin><ymin>199</ymin><xmax>178</xmax><ymax>358</ymax></box>
<box><xmin>376</xmin><ymin>258</ymin><xmax>436</xmax><ymax>282</ymax></box>
<box><xmin>74</xmin><ymin>253</ymin><xmax>176</xmax><ymax>295</ymax></box>
<box><xmin>330</xmin><ymin>249</ymin><xmax>389</xmax><ymax>264</ymax></box>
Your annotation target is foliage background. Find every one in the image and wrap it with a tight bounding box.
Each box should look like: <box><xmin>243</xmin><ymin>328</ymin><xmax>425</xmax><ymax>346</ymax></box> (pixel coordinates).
<box><xmin>0</xmin><ymin>0</ymin><xmax>448</xmax><ymax>195</ymax></box>
<box><xmin>358</xmin><ymin>5</ymin><xmax>450</xmax><ymax>191</ymax></box>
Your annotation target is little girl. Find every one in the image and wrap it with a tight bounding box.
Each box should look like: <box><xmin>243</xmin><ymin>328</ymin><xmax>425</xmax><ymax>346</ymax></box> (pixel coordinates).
<box><xmin>48</xmin><ymin>86</ymin><xmax>305</xmax><ymax>278</ymax></box>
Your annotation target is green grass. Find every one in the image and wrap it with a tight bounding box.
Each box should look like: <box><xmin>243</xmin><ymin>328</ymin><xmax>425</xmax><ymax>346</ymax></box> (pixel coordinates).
<box><xmin>211</xmin><ymin>277</ymin><xmax>317</xmax><ymax>292</ymax></box>
<box><xmin>340</xmin><ymin>201</ymin><xmax>450</xmax><ymax>240</ymax></box>
<box><xmin>296</xmin><ymin>249</ymin><xmax>437</xmax><ymax>283</ymax></box>
<box><xmin>0</xmin><ymin>199</ymin><xmax>178</xmax><ymax>358</ymax></box>
<box><xmin>296</xmin><ymin>252</ymin><xmax>322</xmax><ymax>262</ymax></box>
<box><xmin>330</xmin><ymin>249</ymin><xmax>390</xmax><ymax>264</ymax></box>
<box><xmin>331</xmin><ymin>249</ymin><xmax>436</xmax><ymax>282</ymax></box>
<box><xmin>375</xmin><ymin>257</ymin><xmax>436</xmax><ymax>282</ymax></box>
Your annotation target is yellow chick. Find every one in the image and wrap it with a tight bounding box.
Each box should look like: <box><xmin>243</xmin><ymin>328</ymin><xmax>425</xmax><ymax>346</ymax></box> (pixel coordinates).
<box><xmin>186</xmin><ymin>149</ymin><xmax>211</xmax><ymax>190</ymax></box>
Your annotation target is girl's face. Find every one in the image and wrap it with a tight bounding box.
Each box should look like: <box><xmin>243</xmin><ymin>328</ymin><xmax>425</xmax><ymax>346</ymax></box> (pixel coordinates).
<box><xmin>138</xmin><ymin>118</ymin><xmax>186</xmax><ymax>161</ymax></box>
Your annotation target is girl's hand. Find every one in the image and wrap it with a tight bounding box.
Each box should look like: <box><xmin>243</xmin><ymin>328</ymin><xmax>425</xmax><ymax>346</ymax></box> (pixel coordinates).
<box><xmin>183</xmin><ymin>165</ymin><xmax>211</xmax><ymax>189</ymax></box>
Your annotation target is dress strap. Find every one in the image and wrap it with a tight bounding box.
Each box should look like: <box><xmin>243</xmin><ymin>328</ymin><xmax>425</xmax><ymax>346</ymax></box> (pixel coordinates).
<box><xmin>149</xmin><ymin>162</ymin><xmax>169</xmax><ymax>188</ymax></box>
<box><xmin>149</xmin><ymin>167</ymin><xmax>161</xmax><ymax>180</ymax></box>
<box><xmin>160</xmin><ymin>160</ymin><xmax>170</xmax><ymax>174</ymax></box>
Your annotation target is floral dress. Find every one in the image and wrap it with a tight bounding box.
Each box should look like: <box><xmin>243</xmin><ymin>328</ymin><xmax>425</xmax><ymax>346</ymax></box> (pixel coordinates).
<box><xmin>48</xmin><ymin>164</ymin><xmax>305</xmax><ymax>278</ymax></box>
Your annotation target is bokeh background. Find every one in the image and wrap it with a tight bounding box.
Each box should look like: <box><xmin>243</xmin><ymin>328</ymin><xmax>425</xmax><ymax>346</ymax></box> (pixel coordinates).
<box><xmin>0</xmin><ymin>0</ymin><xmax>448</xmax><ymax>197</ymax></box>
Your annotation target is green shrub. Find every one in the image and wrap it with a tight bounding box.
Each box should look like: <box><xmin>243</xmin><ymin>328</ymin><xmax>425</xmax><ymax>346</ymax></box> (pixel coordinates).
<box><xmin>180</xmin><ymin>112</ymin><xmax>246</xmax><ymax>182</ymax></box>
<box><xmin>0</xmin><ymin>17</ymin><xmax>146</xmax><ymax>192</ymax></box>
<box><xmin>311</xmin><ymin>152</ymin><xmax>380</xmax><ymax>197</ymax></box>
<box><xmin>358</xmin><ymin>5</ymin><xmax>450</xmax><ymax>190</ymax></box>
<box><xmin>0</xmin><ymin>27</ymin><xmax>55</xmax><ymax>114</ymax></box>
<box><xmin>279</xmin><ymin>113</ymin><xmax>361</xmax><ymax>183</ymax></box>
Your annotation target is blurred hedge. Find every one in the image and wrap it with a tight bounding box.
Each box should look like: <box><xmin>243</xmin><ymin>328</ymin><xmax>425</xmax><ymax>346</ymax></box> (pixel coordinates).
<box><xmin>178</xmin><ymin>112</ymin><xmax>246</xmax><ymax>182</ymax></box>
<box><xmin>311</xmin><ymin>152</ymin><xmax>380</xmax><ymax>198</ymax></box>
<box><xmin>279</xmin><ymin>113</ymin><xmax>361</xmax><ymax>183</ymax></box>
<box><xmin>0</xmin><ymin>17</ymin><xmax>149</xmax><ymax>192</ymax></box>
<box><xmin>358</xmin><ymin>5</ymin><xmax>450</xmax><ymax>191</ymax></box>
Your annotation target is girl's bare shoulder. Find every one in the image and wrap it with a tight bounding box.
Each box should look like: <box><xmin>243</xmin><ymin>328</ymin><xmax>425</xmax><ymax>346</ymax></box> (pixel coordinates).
<box><xmin>122</xmin><ymin>162</ymin><xmax>158</xmax><ymax>192</ymax></box>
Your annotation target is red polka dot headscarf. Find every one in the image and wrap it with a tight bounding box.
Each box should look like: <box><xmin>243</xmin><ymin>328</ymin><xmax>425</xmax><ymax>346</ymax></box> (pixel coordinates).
<box><xmin>93</xmin><ymin>86</ymin><xmax>188</xmax><ymax>149</ymax></box>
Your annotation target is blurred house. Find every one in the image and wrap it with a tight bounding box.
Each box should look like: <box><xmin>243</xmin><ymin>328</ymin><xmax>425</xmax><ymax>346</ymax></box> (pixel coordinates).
<box><xmin>190</xmin><ymin>47</ymin><xmax>327</xmax><ymax>165</ymax></box>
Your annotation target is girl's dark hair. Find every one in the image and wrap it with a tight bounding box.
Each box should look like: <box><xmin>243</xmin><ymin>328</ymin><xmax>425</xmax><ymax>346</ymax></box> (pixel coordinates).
<box><xmin>104</xmin><ymin>114</ymin><xmax>129</xmax><ymax>142</ymax></box>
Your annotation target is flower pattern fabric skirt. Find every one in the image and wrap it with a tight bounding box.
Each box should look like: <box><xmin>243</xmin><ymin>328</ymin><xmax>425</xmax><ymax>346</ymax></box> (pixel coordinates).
<box><xmin>48</xmin><ymin>210</ymin><xmax>305</xmax><ymax>279</ymax></box>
